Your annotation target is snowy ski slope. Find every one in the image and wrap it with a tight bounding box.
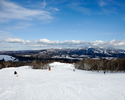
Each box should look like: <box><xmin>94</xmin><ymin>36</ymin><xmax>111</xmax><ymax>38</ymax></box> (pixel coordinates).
<box><xmin>0</xmin><ymin>62</ymin><xmax>125</xmax><ymax>100</ymax></box>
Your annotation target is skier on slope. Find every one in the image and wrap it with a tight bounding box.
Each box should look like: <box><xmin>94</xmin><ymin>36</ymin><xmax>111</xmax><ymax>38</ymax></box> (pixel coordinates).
<box><xmin>14</xmin><ymin>71</ymin><xmax>17</xmax><ymax>75</ymax></box>
<box><xmin>14</xmin><ymin>71</ymin><xmax>18</xmax><ymax>77</ymax></box>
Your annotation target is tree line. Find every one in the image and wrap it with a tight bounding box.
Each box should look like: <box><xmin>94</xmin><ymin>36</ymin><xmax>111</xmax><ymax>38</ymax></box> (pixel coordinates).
<box><xmin>75</xmin><ymin>58</ymin><xmax>125</xmax><ymax>72</ymax></box>
<box><xmin>0</xmin><ymin>57</ymin><xmax>54</xmax><ymax>70</ymax></box>
<box><xmin>1</xmin><ymin>57</ymin><xmax>125</xmax><ymax>72</ymax></box>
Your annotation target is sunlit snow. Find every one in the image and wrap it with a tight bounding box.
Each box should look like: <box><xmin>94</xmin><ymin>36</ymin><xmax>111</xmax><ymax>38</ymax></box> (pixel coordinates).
<box><xmin>0</xmin><ymin>62</ymin><xmax>125</xmax><ymax>100</ymax></box>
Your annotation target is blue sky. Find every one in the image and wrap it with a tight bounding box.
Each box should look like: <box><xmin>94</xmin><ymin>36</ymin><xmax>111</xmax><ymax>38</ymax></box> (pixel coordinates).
<box><xmin>0</xmin><ymin>0</ymin><xmax>125</xmax><ymax>50</ymax></box>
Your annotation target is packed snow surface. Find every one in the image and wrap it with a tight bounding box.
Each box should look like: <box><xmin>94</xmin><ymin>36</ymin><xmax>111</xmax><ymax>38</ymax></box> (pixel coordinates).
<box><xmin>0</xmin><ymin>62</ymin><xmax>125</xmax><ymax>100</ymax></box>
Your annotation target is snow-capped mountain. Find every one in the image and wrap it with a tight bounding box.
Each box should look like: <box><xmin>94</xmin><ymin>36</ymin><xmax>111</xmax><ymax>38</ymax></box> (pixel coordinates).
<box><xmin>0</xmin><ymin>47</ymin><xmax>125</xmax><ymax>62</ymax></box>
<box><xmin>0</xmin><ymin>55</ymin><xmax>18</xmax><ymax>61</ymax></box>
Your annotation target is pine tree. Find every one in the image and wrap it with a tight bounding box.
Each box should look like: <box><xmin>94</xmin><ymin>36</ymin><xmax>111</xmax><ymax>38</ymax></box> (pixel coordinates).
<box><xmin>36</xmin><ymin>56</ymin><xmax>39</xmax><ymax>62</ymax></box>
<box><xmin>1</xmin><ymin>58</ymin><xmax>5</xmax><ymax>62</ymax></box>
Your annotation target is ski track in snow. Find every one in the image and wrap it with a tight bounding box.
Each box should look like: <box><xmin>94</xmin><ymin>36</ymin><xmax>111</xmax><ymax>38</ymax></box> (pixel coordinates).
<box><xmin>0</xmin><ymin>62</ymin><xmax>125</xmax><ymax>100</ymax></box>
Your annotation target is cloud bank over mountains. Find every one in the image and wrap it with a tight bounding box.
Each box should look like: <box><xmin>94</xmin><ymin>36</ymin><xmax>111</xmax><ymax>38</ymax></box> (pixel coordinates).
<box><xmin>2</xmin><ymin>38</ymin><xmax>125</xmax><ymax>49</ymax></box>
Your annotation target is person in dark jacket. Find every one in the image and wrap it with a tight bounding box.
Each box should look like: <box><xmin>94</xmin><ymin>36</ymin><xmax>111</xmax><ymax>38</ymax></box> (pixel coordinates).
<box><xmin>104</xmin><ymin>71</ymin><xmax>106</xmax><ymax>75</ymax></box>
<box><xmin>14</xmin><ymin>71</ymin><xmax>17</xmax><ymax>75</ymax></box>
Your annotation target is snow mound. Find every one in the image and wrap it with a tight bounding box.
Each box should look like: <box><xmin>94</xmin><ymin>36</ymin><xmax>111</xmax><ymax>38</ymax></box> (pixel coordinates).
<box><xmin>0</xmin><ymin>55</ymin><xmax>18</xmax><ymax>61</ymax></box>
<box><xmin>0</xmin><ymin>62</ymin><xmax>125</xmax><ymax>100</ymax></box>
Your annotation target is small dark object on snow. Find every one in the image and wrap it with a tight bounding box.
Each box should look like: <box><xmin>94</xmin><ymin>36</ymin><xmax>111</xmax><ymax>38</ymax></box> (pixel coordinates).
<box><xmin>14</xmin><ymin>71</ymin><xmax>17</xmax><ymax>75</ymax></box>
<box><xmin>104</xmin><ymin>71</ymin><xmax>105</xmax><ymax>75</ymax></box>
<box><xmin>49</xmin><ymin>67</ymin><xmax>51</xmax><ymax>71</ymax></box>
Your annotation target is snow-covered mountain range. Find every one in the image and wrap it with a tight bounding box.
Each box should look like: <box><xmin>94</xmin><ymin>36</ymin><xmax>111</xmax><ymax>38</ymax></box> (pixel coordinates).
<box><xmin>0</xmin><ymin>47</ymin><xmax>125</xmax><ymax>62</ymax></box>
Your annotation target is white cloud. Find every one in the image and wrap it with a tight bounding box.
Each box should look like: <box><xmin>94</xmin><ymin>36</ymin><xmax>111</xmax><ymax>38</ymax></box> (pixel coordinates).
<box><xmin>29</xmin><ymin>45</ymin><xmax>45</xmax><ymax>47</ymax></box>
<box><xmin>98</xmin><ymin>0</ymin><xmax>108</xmax><ymax>7</ymax></box>
<box><xmin>109</xmin><ymin>0</ymin><xmax>122</xmax><ymax>6</ymax></box>
<box><xmin>3</xmin><ymin>38</ymin><xmax>125</xmax><ymax>49</ymax></box>
<box><xmin>92</xmin><ymin>40</ymin><xmax>104</xmax><ymax>46</ymax></box>
<box><xmin>41</xmin><ymin>0</ymin><xmax>47</xmax><ymax>8</ymax></box>
<box><xmin>39</xmin><ymin>39</ymin><xmax>51</xmax><ymax>43</ymax></box>
<box><xmin>36</xmin><ymin>39</ymin><xmax>125</xmax><ymax>49</ymax></box>
<box><xmin>108</xmin><ymin>40</ymin><xmax>125</xmax><ymax>46</ymax></box>
<box><xmin>102</xmin><ymin>8</ymin><xmax>117</xmax><ymax>15</ymax></box>
<box><xmin>4</xmin><ymin>38</ymin><xmax>25</xmax><ymax>44</ymax></box>
<box><xmin>53</xmin><ymin>8</ymin><xmax>59</xmax><ymax>11</ymax></box>
<box><xmin>0</xmin><ymin>0</ymin><xmax>52</xmax><ymax>21</ymax></box>
<box><xmin>98</xmin><ymin>0</ymin><xmax>122</xmax><ymax>7</ymax></box>
<box><xmin>38</xmin><ymin>39</ymin><xmax>59</xmax><ymax>44</ymax></box>
<box><xmin>68</xmin><ymin>3</ymin><xmax>91</xmax><ymax>15</ymax></box>
<box><xmin>97</xmin><ymin>0</ymin><xmax>121</xmax><ymax>15</ymax></box>
<box><xmin>29</xmin><ymin>39</ymin><xmax>125</xmax><ymax>48</ymax></box>
<box><xmin>26</xmin><ymin>40</ymin><xmax>30</xmax><ymax>43</ymax></box>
